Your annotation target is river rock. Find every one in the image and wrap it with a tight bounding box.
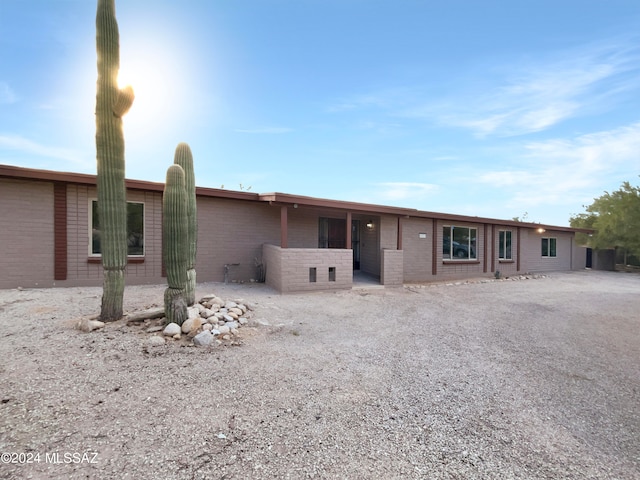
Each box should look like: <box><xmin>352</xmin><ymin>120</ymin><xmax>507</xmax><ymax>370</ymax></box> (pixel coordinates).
<box><xmin>163</xmin><ymin>323</ymin><xmax>181</xmax><ymax>336</ymax></box>
<box><xmin>193</xmin><ymin>330</ymin><xmax>214</xmax><ymax>346</ymax></box>
<box><xmin>181</xmin><ymin>317</ymin><xmax>202</xmax><ymax>334</ymax></box>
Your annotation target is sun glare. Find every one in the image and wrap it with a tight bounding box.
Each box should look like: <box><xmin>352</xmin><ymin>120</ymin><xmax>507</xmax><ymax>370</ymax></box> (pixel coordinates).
<box><xmin>117</xmin><ymin>59</ymin><xmax>170</xmax><ymax>124</ymax></box>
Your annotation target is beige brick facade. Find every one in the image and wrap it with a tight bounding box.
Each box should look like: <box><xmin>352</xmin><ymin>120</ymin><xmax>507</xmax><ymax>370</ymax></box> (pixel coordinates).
<box><xmin>0</xmin><ymin>165</ymin><xmax>592</xmax><ymax>291</ymax></box>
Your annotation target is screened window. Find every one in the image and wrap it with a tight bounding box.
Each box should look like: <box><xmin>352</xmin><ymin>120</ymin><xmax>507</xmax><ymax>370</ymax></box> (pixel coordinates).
<box><xmin>443</xmin><ymin>226</ymin><xmax>477</xmax><ymax>260</ymax></box>
<box><xmin>91</xmin><ymin>200</ymin><xmax>144</xmax><ymax>256</ymax></box>
<box><xmin>499</xmin><ymin>230</ymin><xmax>512</xmax><ymax>260</ymax></box>
<box><xmin>541</xmin><ymin>237</ymin><xmax>557</xmax><ymax>257</ymax></box>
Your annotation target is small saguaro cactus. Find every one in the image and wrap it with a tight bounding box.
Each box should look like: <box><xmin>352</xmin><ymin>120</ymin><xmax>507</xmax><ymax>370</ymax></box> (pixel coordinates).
<box><xmin>163</xmin><ymin>165</ymin><xmax>188</xmax><ymax>325</ymax></box>
<box><xmin>95</xmin><ymin>0</ymin><xmax>135</xmax><ymax>321</ymax></box>
<box><xmin>173</xmin><ymin>143</ymin><xmax>197</xmax><ymax>306</ymax></box>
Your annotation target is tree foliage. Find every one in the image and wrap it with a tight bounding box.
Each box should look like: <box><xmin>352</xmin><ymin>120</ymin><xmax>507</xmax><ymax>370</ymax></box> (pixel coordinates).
<box><xmin>570</xmin><ymin>179</ymin><xmax>640</xmax><ymax>257</ymax></box>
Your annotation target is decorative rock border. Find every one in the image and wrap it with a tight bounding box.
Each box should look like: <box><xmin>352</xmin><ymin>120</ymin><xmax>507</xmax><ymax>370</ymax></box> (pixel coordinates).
<box><xmin>405</xmin><ymin>273</ymin><xmax>549</xmax><ymax>291</ymax></box>
<box><xmin>147</xmin><ymin>294</ymin><xmax>254</xmax><ymax>347</ymax></box>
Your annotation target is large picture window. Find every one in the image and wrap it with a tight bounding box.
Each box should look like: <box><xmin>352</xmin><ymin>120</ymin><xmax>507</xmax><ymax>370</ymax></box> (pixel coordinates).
<box><xmin>499</xmin><ymin>230</ymin><xmax>512</xmax><ymax>260</ymax></box>
<box><xmin>91</xmin><ymin>200</ymin><xmax>144</xmax><ymax>256</ymax></box>
<box><xmin>541</xmin><ymin>237</ymin><xmax>557</xmax><ymax>257</ymax></box>
<box><xmin>443</xmin><ymin>225</ymin><xmax>477</xmax><ymax>260</ymax></box>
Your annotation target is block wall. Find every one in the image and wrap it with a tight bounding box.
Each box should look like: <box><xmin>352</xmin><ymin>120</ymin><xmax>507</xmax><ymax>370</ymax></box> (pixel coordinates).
<box><xmin>381</xmin><ymin>249</ymin><xmax>403</xmax><ymax>286</ymax></box>
<box><xmin>263</xmin><ymin>244</ymin><xmax>352</xmax><ymax>293</ymax></box>
<box><xmin>0</xmin><ymin>179</ymin><xmax>54</xmax><ymax>288</ymax></box>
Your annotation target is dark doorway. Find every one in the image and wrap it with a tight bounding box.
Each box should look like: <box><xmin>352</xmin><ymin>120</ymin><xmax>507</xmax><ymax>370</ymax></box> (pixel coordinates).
<box><xmin>586</xmin><ymin>248</ymin><xmax>593</xmax><ymax>268</ymax></box>
<box><xmin>327</xmin><ymin>218</ymin><xmax>346</xmax><ymax>248</ymax></box>
<box><xmin>319</xmin><ymin>217</ymin><xmax>346</xmax><ymax>249</ymax></box>
<box><xmin>352</xmin><ymin>220</ymin><xmax>361</xmax><ymax>270</ymax></box>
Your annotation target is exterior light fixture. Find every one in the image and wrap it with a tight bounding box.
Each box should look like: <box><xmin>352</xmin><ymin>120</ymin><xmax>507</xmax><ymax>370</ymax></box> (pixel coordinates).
<box><xmin>537</xmin><ymin>227</ymin><xmax>546</xmax><ymax>233</ymax></box>
<box><xmin>366</xmin><ymin>220</ymin><xmax>374</xmax><ymax>230</ymax></box>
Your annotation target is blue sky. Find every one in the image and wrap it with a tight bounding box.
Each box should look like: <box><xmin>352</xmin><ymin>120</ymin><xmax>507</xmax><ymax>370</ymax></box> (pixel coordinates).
<box><xmin>1</xmin><ymin>1</ymin><xmax>639</xmax><ymax>226</ymax></box>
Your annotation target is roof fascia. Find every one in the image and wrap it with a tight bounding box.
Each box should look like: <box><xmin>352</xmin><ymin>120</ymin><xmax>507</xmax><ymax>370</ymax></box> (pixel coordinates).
<box><xmin>0</xmin><ymin>165</ymin><xmax>593</xmax><ymax>234</ymax></box>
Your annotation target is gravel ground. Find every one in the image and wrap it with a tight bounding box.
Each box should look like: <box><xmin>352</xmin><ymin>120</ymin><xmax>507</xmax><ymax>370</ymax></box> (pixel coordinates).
<box><xmin>0</xmin><ymin>270</ymin><xmax>638</xmax><ymax>479</ymax></box>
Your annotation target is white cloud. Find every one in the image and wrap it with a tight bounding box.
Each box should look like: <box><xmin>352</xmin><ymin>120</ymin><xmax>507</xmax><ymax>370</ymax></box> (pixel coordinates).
<box><xmin>477</xmin><ymin>122</ymin><xmax>640</xmax><ymax>206</ymax></box>
<box><xmin>328</xmin><ymin>37</ymin><xmax>640</xmax><ymax>138</ymax></box>
<box><xmin>0</xmin><ymin>134</ymin><xmax>89</xmax><ymax>167</ymax></box>
<box><xmin>432</xmin><ymin>41</ymin><xmax>640</xmax><ymax>137</ymax></box>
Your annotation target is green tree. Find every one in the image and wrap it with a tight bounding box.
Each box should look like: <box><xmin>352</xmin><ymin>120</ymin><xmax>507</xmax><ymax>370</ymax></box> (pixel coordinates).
<box><xmin>570</xmin><ymin>179</ymin><xmax>640</xmax><ymax>262</ymax></box>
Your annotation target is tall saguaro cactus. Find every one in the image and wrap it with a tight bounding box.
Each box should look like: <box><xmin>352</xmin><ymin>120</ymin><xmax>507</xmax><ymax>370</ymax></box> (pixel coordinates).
<box><xmin>95</xmin><ymin>0</ymin><xmax>134</xmax><ymax>321</ymax></box>
<box><xmin>173</xmin><ymin>143</ymin><xmax>197</xmax><ymax>306</ymax></box>
<box><xmin>163</xmin><ymin>165</ymin><xmax>189</xmax><ymax>325</ymax></box>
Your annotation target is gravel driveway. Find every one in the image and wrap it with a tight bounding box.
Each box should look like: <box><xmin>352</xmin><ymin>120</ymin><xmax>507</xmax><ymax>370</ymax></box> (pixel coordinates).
<box><xmin>0</xmin><ymin>270</ymin><xmax>638</xmax><ymax>479</ymax></box>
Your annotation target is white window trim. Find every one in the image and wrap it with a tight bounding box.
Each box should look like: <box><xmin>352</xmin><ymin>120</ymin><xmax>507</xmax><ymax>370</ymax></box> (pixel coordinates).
<box><xmin>443</xmin><ymin>225</ymin><xmax>478</xmax><ymax>261</ymax></box>
<box><xmin>498</xmin><ymin>230</ymin><xmax>512</xmax><ymax>260</ymax></box>
<box><xmin>541</xmin><ymin>237</ymin><xmax>557</xmax><ymax>258</ymax></box>
<box><xmin>89</xmin><ymin>199</ymin><xmax>146</xmax><ymax>258</ymax></box>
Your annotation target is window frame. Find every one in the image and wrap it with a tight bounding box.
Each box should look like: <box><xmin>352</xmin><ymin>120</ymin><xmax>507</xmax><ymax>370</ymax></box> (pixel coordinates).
<box><xmin>443</xmin><ymin>225</ymin><xmax>478</xmax><ymax>261</ymax></box>
<box><xmin>89</xmin><ymin>199</ymin><xmax>146</xmax><ymax>258</ymax></box>
<box><xmin>498</xmin><ymin>230</ymin><xmax>513</xmax><ymax>260</ymax></box>
<box><xmin>541</xmin><ymin>237</ymin><xmax>557</xmax><ymax>258</ymax></box>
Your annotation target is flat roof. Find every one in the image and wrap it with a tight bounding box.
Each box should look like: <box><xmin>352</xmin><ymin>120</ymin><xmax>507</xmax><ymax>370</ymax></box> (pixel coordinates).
<box><xmin>0</xmin><ymin>164</ymin><xmax>593</xmax><ymax>234</ymax></box>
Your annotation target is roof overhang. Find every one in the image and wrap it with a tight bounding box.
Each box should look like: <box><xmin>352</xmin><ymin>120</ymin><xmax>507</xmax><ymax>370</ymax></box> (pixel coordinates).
<box><xmin>0</xmin><ymin>164</ymin><xmax>594</xmax><ymax>234</ymax></box>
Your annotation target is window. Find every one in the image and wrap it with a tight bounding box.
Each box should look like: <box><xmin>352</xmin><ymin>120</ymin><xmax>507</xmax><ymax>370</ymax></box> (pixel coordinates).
<box><xmin>443</xmin><ymin>226</ymin><xmax>477</xmax><ymax>260</ymax></box>
<box><xmin>499</xmin><ymin>230</ymin><xmax>512</xmax><ymax>260</ymax></box>
<box><xmin>541</xmin><ymin>237</ymin><xmax>557</xmax><ymax>257</ymax></box>
<box><xmin>91</xmin><ymin>200</ymin><xmax>144</xmax><ymax>256</ymax></box>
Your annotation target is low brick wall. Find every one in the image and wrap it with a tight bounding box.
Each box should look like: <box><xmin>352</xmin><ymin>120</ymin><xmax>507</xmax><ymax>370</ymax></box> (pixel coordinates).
<box><xmin>263</xmin><ymin>244</ymin><xmax>353</xmax><ymax>293</ymax></box>
<box><xmin>381</xmin><ymin>249</ymin><xmax>403</xmax><ymax>286</ymax></box>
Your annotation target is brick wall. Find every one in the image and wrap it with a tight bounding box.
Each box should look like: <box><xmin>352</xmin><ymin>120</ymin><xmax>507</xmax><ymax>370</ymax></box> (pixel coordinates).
<box><xmin>381</xmin><ymin>249</ymin><xmax>403</xmax><ymax>286</ymax></box>
<box><xmin>196</xmin><ymin>197</ymin><xmax>280</xmax><ymax>283</ymax></box>
<box><xmin>519</xmin><ymin>229</ymin><xmax>573</xmax><ymax>272</ymax></box>
<box><xmin>401</xmin><ymin>218</ymin><xmax>433</xmax><ymax>282</ymax></box>
<box><xmin>0</xmin><ymin>179</ymin><xmax>54</xmax><ymax>288</ymax></box>
<box><xmin>61</xmin><ymin>185</ymin><xmax>166</xmax><ymax>287</ymax></box>
<box><xmin>493</xmin><ymin>226</ymin><xmax>519</xmax><ymax>277</ymax></box>
<box><xmin>263</xmin><ymin>244</ymin><xmax>352</xmax><ymax>293</ymax></box>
